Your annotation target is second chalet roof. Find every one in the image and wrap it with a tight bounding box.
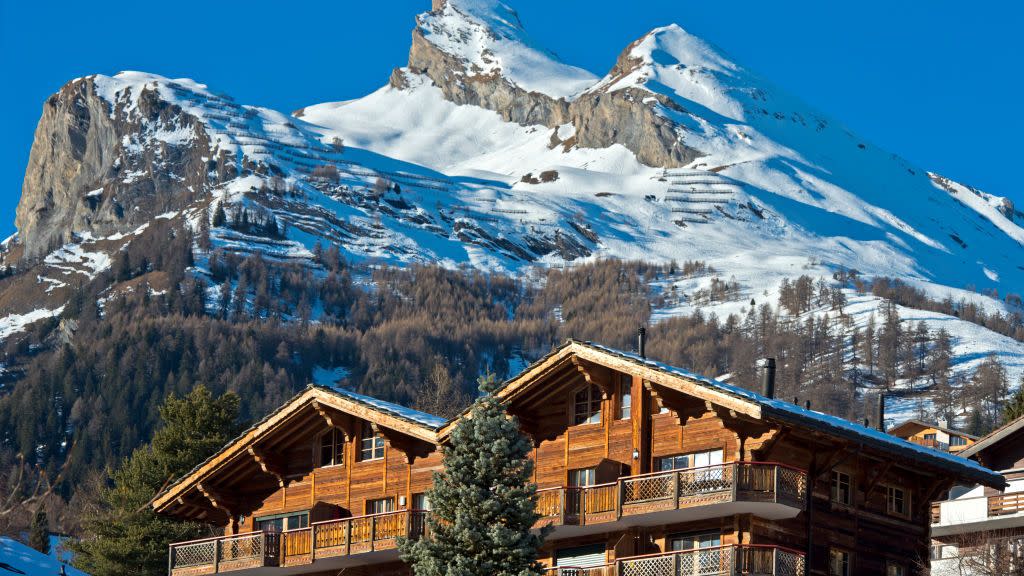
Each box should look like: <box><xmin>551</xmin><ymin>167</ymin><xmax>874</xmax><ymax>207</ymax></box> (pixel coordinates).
<box><xmin>322</xmin><ymin>384</ymin><xmax>447</xmax><ymax>429</ymax></box>
<box><xmin>959</xmin><ymin>414</ymin><xmax>1024</xmax><ymax>459</ymax></box>
<box><xmin>493</xmin><ymin>340</ymin><xmax>1003</xmax><ymax>488</ymax></box>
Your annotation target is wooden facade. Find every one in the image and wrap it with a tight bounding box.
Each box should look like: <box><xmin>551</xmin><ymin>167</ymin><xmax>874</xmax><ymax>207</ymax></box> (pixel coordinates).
<box><xmin>153</xmin><ymin>340</ymin><xmax>1003</xmax><ymax>576</ymax></box>
<box><xmin>887</xmin><ymin>420</ymin><xmax>977</xmax><ymax>454</ymax></box>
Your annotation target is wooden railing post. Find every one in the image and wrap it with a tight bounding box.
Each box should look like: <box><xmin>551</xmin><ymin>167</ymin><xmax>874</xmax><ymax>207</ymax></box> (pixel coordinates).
<box><xmin>370</xmin><ymin>515</ymin><xmax>377</xmax><ymax>551</ymax></box>
<box><xmin>213</xmin><ymin>538</ymin><xmax>220</xmax><ymax>573</ymax></box>
<box><xmin>168</xmin><ymin>544</ymin><xmax>174</xmax><ymax>576</ymax></box>
<box><xmin>617</xmin><ymin>480</ymin><xmax>624</xmax><ymax>519</ymax></box>
<box><xmin>672</xmin><ymin>470</ymin><xmax>681</xmax><ymax>508</ymax></box>
<box><xmin>773</xmin><ymin>464</ymin><xmax>780</xmax><ymax>504</ymax></box>
<box><xmin>345</xmin><ymin>518</ymin><xmax>351</xmax><ymax>556</ymax></box>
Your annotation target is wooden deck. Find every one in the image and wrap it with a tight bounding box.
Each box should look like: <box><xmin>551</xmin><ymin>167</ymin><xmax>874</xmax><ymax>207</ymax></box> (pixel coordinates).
<box><xmin>544</xmin><ymin>544</ymin><xmax>805</xmax><ymax>576</ymax></box>
<box><xmin>168</xmin><ymin>510</ymin><xmax>426</xmax><ymax>575</ymax></box>
<box><xmin>534</xmin><ymin>462</ymin><xmax>807</xmax><ymax>529</ymax></box>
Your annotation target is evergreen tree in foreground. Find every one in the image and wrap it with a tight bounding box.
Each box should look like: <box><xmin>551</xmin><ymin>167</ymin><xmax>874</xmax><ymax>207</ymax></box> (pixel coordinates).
<box><xmin>70</xmin><ymin>385</ymin><xmax>242</xmax><ymax>576</ymax></box>
<box><xmin>28</xmin><ymin>507</ymin><xmax>50</xmax><ymax>554</ymax></box>
<box><xmin>400</xmin><ymin>375</ymin><xmax>550</xmax><ymax>576</ymax></box>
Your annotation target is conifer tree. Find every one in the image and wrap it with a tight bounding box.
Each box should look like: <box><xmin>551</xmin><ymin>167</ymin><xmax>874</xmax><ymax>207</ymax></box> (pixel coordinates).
<box><xmin>400</xmin><ymin>375</ymin><xmax>549</xmax><ymax>576</ymax></box>
<box><xmin>28</xmin><ymin>507</ymin><xmax>50</xmax><ymax>554</ymax></box>
<box><xmin>1003</xmin><ymin>379</ymin><xmax>1024</xmax><ymax>425</ymax></box>
<box><xmin>70</xmin><ymin>385</ymin><xmax>241</xmax><ymax>576</ymax></box>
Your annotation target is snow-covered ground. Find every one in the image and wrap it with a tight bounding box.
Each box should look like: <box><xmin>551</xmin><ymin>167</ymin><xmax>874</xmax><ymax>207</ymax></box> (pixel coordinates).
<box><xmin>0</xmin><ymin>537</ymin><xmax>87</xmax><ymax>576</ymax></box>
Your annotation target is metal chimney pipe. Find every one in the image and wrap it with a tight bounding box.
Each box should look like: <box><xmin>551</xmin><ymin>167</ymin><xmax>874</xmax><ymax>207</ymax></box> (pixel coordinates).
<box><xmin>758</xmin><ymin>358</ymin><xmax>776</xmax><ymax>399</ymax></box>
<box><xmin>804</xmin><ymin>400</ymin><xmax>811</xmax><ymax>410</ymax></box>
<box><xmin>637</xmin><ymin>326</ymin><xmax>647</xmax><ymax>359</ymax></box>
<box><xmin>877</xmin><ymin>394</ymin><xmax>885</xmax><ymax>432</ymax></box>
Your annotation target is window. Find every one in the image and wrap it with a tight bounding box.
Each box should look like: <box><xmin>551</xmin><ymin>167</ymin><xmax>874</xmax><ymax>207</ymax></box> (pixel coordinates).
<box><xmin>669</xmin><ymin>533</ymin><xmax>722</xmax><ymax>575</ymax></box>
<box><xmin>360</xmin><ymin>422</ymin><xmax>385</xmax><ymax>461</ymax></box>
<box><xmin>829</xmin><ymin>549</ymin><xmax>850</xmax><ymax>576</ymax></box>
<box><xmin>256</xmin><ymin>511</ymin><xmax>309</xmax><ymax>532</ymax></box>
<box><xmin>886</xmin><ymin>563</ymin><xmax>905</xmax><ymax>576</ymax></box>
<box><xmin>658</xmin><ymin>449</ymin><xmax>724</xmax><ymax>472</ymax></box>
<box><xmin>319</xmin><ymin>428</ymin><xmax>345</xmax><ymax>466</ymax></box>
<box><xmin>573</xmin><ymin>385</ymin><xmax>602</xmax><ymax>425</ymax></box>
<box><xmin>619</xmin><ymin>375</ymin><xmax>632</xmax><ymax>420</ymax></box>
<box><xmin>923</xmin><ymin>433</ymin><xmax>937</xmax><ymax>441</ymax></box>
<box><xmin>568</xmin><ymin>468</ymin><xmax>596</xmax><ymax>487</ymax></box>
<box><xmin>887</xmin><ymin>486</ymin><xmax>908</xmax><ymax>516</ymax></box>
<box><xmin>831</xmin><ymin>471</ymin><xmax>852</xmax><ymax>505</ymax></box>
<box><xmin>366</xmin><ymin>497</ymin><xmax>395</xmax><ymax>515</ymax></box>
<box><xmin>950</xmin><ymin>435</ymin><xmax>968</xmax><ymax>447</ymax></box>
<box><xmin>555</xmin><ymin>544</ymin><xmax>606</xmax><ymax>569</ymax></box>
<box><xmin>412</xmin><ymin>493</ymin><xmax>431</xmax><ymax>511</ymax></box>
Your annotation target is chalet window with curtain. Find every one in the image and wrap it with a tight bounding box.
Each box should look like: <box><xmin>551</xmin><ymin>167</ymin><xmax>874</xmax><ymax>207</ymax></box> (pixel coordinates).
<box><xmin>319</xmin><ymin>428</ymin><xmax>345</xmax><ymax>467</ymax></box>
<box><xmin>831</xmin><ymin>471</ymin><xmax>852</xmax><ymax>505</ymax></box>
<box><xmin>573</xmin><ymin>385</ymin><xmax>602</xmax><ymax>425</ymax></box>
<box><xmin>568</xmin><ymin>467</ymin><xmax>596</xmax><ymax>487</ymax></box>
<box><xmin>412</xmin><ymin>493</ymin><xmax>431</xmax><ymax>510</ymax></box>
<box><xmin>256</xmin><ymin>511</ymin><xmax>309</xmax><ymax>532</ymax></box>
<box><xmin>619</xmin><ymin>374</ymin><xmax>631</xmax><ymax>420</ymax></box>
<box><xmin>366</xmin><ymin>497</ymin><xmax>395</xmax><ymax>515</ymax></box>
<box><xmin>360</xmin><ymin>422</ymin><xmax>385</xmax><ymax>461</ymax></box>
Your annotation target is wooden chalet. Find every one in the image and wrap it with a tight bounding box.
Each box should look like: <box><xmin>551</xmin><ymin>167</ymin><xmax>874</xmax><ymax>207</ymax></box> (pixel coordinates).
<box><xmin>153</xmin><ymin>339</ymin><xmax>1003</xmax><ymax>576</ymax></box>
<box><xmin>887</xmin><ymin>420</ymin><xmax>977</xmax><ymax>454</ymax></box>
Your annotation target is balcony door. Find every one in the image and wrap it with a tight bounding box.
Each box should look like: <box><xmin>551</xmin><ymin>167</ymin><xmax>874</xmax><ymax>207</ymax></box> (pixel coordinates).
<box><xmin>669</xmin><ymin>533</ymin><xmax>723</xmax><ymax>575</ymax></box>
<box><xmin>659</xmin><ymin>449</ymin><xmax>725</xmax><ymax>493</ymax></box>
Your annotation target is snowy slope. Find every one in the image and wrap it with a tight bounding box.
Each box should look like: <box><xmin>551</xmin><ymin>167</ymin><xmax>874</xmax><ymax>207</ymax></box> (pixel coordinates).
<box><xmin>416</xmin><ymin>0</ymin><xmax>597</xmax><ymax>98</ymax></box>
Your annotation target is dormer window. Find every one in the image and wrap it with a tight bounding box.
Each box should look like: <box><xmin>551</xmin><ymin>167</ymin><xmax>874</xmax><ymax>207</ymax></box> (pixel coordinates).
<box><xmin>319</xmin><ymin>428</ymin><xmax>345</xmax><ymax>467</ymax></box>
<box><xmin>573</xmin><ymin>385</ymin><xmax>602</xmax><ymax>425</ymax></box>
<box><xmin>360</xmin><ymin>422</ymin><xmax>385</xmax><ymax>461</ymax></box>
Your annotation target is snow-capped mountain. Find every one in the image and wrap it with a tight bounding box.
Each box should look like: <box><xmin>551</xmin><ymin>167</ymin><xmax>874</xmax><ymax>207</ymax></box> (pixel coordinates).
<box><xmin>4</xmin><ymin>0</ymin><xmax>1024</xmax><ymax>399</ymax></box>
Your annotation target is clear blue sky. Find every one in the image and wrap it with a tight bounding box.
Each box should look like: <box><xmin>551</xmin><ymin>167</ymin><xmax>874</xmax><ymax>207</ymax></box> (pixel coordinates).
<box><xmin>1</xmin><ymin>1</ymin><xmax>1020</xmax><ymax>238</ymax></box>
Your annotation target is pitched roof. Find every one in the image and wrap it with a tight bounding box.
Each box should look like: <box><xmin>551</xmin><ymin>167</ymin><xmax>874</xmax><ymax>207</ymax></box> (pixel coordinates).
<box><xmin>152</xmin><ymin>385</ymin><xmax>441</xmax><ymax>513</ymax></box>
<box><xmin>959</xmin><ymin>415</ymin><xmax>1024</xmax><ymax>459</ymax></box>
<box><xmin>478</xmin><ymin>340</ymin><xmax>1004</xmax><ymax>488</ymax></box>
<box><xmin>887</xmin><ymin>419</ymin><xmax>979</xmax><ymax>440</ymax></box>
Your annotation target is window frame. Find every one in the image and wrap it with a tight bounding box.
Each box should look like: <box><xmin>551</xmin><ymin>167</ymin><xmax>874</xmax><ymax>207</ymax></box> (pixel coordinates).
<box><xmin>619</xmin><ymin>375</ymin><xmax>632</xmax><ymax>420</ymax></box>
<box><xmin>568</xmin><ymin>467</ymin><xmax>597</xmax><ymax>487</ymax></box>
<box><xmin>886</xmin><ymin>562</ymin><xmax>905</xmax><ymax>576</ymax></box>
<box><xmin>365</xmin><ymin>497</ymin><xmax>395</xmax><ymax>515</ymax></box>
<box><xmin>829</xmin><ymin>548</ymin><xmax>850</xmax><ymax>576</ymax></box>
<box><xmin>255</xmin><ymin>510</ymin><xmax>310</xmax><ymax>532</ymax></box>
<box><xmin>318</xmin><ymin>428</ymin><xmax>346</xmax><ymax>467</ymax></box>
<box><xmin>572</xmin><ymin>384</ymin><xmax>603</xmax><ymax>426</ymax></box>
<box><xmin>360</xmin><ymin>422</ymin><xmax>385</xmax><ymax>461</ymax></box>
<box><xmin>830</xmin><ymin>470</ymin><xmax>853</xmax><ymax>506</ymax></box>
<box><xmin>886</xmin><ymin>485</ymin><xmax>910</xmax><ymax>518</ymax></box>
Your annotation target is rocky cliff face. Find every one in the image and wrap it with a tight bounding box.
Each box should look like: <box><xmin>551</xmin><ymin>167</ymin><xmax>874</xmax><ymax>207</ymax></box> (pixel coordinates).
<box><xmin>394</xmin><ymin>0</ymin><xmax>703</xmax><ymax>167</ymax></box>
<box><xmin>15</xmin><ymin>76</ymin><xmax>215</xmax><ymax>260</ymax></box>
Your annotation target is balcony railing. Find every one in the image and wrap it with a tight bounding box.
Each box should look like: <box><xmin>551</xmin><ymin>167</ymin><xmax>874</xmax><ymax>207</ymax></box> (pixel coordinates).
<box><xmin>932</xmin><ymin>492</ymin><xmax>1024</xmax><ymax>528</ymax></box>
<box><xmin>545</xmin><ymin>545</ymin><xmax>805</xmax><ymax>576</ymax></box>
<box><xmin>168</xmin><ymin>510</ymin><xmax>427</xmax><ymax>575</ymax></box>
<box><xmin>536</xmin><ymin>462</ymin><xmax>807</xmax><ymax>528</ymax></box>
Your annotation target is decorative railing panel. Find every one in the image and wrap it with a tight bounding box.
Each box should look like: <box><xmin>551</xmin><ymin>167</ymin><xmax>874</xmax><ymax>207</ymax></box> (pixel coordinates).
<box><xmin>169</xmin><ymin>511</ymin><xmax>426</xmax><ymax>575</ymax></box>
<box><xmin>546</xmin><ymin>546</ymin><xmax>805</xmax><ymax>576</ymax></box>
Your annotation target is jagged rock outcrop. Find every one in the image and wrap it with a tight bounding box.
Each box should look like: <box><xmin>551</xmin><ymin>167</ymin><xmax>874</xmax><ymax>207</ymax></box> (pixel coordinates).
<box><xmin>15</xmin><ymin>76</ymin><xmax>215</xmax><ymax>260</ymax></box>
<box><xmin>401</xmin><ymin>29</ymin><xmax>571</xmax><ymax>127</ymax></box>
<box><xmin>394</xmin><ymin>0</ymin><xmax>703</xmax><ymax>168</ymax></box>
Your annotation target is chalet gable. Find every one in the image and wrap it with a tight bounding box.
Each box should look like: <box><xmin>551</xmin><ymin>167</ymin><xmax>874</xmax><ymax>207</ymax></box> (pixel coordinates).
<box><xmin>151</xmin><ymin>385</ymin><xmax>441</xmax><ymax>520</ymax></box>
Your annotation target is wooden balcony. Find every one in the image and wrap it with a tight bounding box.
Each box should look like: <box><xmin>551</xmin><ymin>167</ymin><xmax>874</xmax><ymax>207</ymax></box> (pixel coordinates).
<box><xmin>168</xmin><ymin>510</ymin><xmax>427</xmax><ymax>575</ymax></box>
<box><xmin>535</xmin><ymin>462</ymin><xmax>807</xmax><ymax>531</ymax></box>
<box><xmin>544</xmin><ymin>545</ymin><xmax>806</xmax><ymax>576</ymax></box>
<box><xmin>932</xmin><ymin>492</ymin><xmax>1024</xmax><ymax>536</ymax></box>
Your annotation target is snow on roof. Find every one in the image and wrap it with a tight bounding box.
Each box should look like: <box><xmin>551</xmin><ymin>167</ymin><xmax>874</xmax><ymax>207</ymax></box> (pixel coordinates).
<box><xmin>0</xmin><ymin>537</ymin><xmax>88</xmax><ymax>576</ymax></box>
<box><xmin>320</xmin><ymin>385</ymin><xmax>447</xmax><ymax>429</ymax></box>
<box><xmin>570</xmin><ymin>340</ymin><xmax>1003</xmax><ymax>487</ymax></box>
